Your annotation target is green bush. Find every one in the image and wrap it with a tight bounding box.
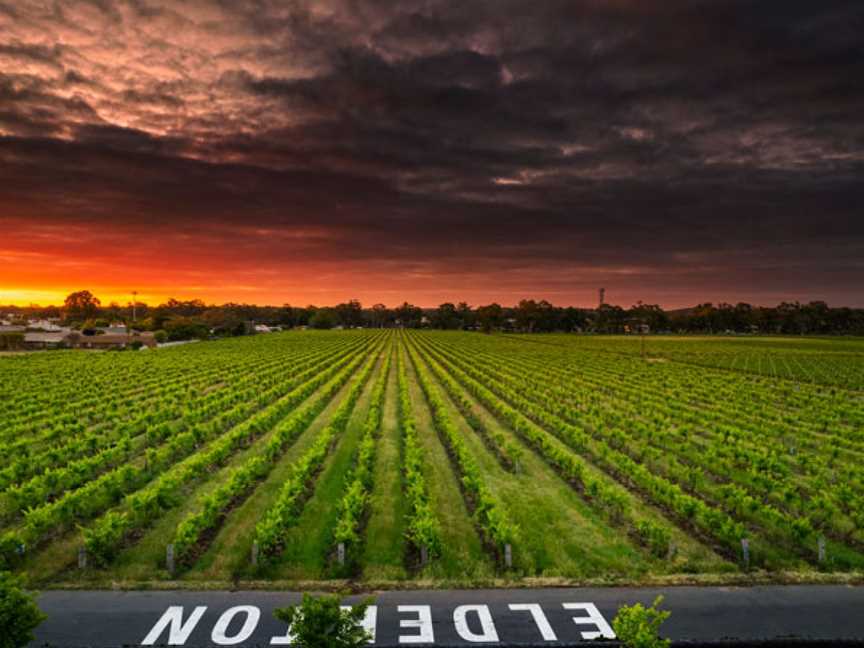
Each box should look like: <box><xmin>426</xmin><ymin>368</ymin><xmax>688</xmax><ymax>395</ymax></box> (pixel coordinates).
<box><xmin>0</xmin><ymin>333</ymin><xmax>24</xmax><ymax>351</ymax></box>
<box><xmin>0</xmin><ymin>571</ymin><xmax>46</xmax><ymax>648</ymax></box>
<box><xmin>612</xmin><ymin>595</ymin><xmax>671</xmax><ymax>648</ymax></box>
<box><xmin>636</xmin><ymin>520</ymin><xmax>672</xmax><ymax>558</ymax></box>
<box><xmin>274</xmin><ymin>593</ymin><xmax>372</xmax><ymax>648</ymax></box>
<box><xmin>82</xmin><ymin>512</ymin><xmax>129</xmax><ymax>566</ymax></box>
<box><xmin>309</xmin><ymin>309</ymin><xmax>337</xmax><ymax>330</ymax></box>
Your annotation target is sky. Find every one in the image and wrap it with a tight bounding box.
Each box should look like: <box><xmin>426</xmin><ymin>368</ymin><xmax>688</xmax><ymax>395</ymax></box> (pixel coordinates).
<box><xmin>1</xmin><ymin>0</ymin><xmax>863</xmax><ymax>309</ymax></box>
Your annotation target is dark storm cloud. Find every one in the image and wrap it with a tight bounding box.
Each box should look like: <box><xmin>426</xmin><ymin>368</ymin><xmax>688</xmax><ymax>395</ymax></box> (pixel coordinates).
<box><xmin>1</xmin><ymin>0</ymin><xmax>863</xmax><ymax>305</ymax></box>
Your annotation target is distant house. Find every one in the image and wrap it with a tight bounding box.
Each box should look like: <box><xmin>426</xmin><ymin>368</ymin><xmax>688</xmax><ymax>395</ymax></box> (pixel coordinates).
<box><xmin>623</xmin><ymin>323</ymin><xmax>651</xmax><ymax>334</ymax></box>
<box><xmin>0</xmin><ymin>325</ymin><xmax>26</xmax><ymax>334</ymax></box>
<box><xmin>21</xmin><ymin>330</ymin><xmax>157</xmax><ymax>350</ymax></box>
<box><xmin>23</xmin><ymin>332</ymin><xmax>69</xmax><ymax>349</ymax></box>
<box><xmin>100</xmin><ymin>324</ymin><xmax>129</xmax><ymax>335</ymax></box>
<box><xmin>27</xmin><ymin>319</ymin><xmax>64</xmax><ymax>332</ymax></box>
<box><xmin>67</xmin><ymin>331</ymin><xmax>157</xmax><ymax>350</ymax></box>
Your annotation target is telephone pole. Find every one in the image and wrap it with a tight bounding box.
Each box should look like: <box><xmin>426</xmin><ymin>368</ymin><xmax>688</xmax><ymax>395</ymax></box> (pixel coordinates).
<box><xmin>132</xmin><ymin>291</ymin><xmax>138</xmax><ymax>322</ymax></box>
<box><xmin>641</xmin><ymin>325</ymin><xmax>646</xmax><ymax>358</ymax></box>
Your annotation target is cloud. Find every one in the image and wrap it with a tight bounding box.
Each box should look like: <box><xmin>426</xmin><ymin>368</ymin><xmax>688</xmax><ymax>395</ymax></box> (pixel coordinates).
<box><xmin>1</xmin><ymin>0</ymin><xmax>863</xmax><ymax>306</ymax></box>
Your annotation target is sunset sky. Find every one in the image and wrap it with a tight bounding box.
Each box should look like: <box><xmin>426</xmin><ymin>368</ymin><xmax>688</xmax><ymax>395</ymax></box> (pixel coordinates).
<box><xmin>1</xmin><ymin>0</ymin><xmax>863</xmax><ymax>308</ymax></box>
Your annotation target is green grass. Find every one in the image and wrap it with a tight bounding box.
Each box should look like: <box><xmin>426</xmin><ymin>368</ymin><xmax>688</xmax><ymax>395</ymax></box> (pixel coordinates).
<box><xmin>4</xmin><ymin>330</ymin><xmax>863</xmax><ymax>589</ymax></box>
<box><xmin>180</xmin><ymin>371</ymin><xmax>365</xmax><ymax>581</ymax></box>
<box><xmin>401</xmin><ymin>347</ymin><xmax>495</xmax><ymax>580</ymax></box>
<box><xmin>264</xmin><ymin>353</ymin><xmax>384</xmax><ymax>580</ymax></box>
<box><xmin>361</xmin><ymin>358</ymin><xmax>408</xmax><ymax>581</ymax></box>
<box><xmin>409</xmin><ymin>343</ymin><xmax>729</xmax><ymax>578</ymax></box>
<box><xmin>23</xmin><ymin>391</ymin><xmax>304</xmax><ymax>584</ymax></box>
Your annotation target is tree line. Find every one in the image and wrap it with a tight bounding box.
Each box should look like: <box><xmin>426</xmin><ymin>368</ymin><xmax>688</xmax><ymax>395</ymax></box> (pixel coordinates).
<box><xmin>2</xmin><ymin>291</ymin><xmax>863</xmax><ymax>339</ymax></box>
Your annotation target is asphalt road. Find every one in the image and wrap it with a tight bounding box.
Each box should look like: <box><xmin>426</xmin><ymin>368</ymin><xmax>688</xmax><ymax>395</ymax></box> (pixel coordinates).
<box><xmin>31</xmin><ymin>585</ymin><xmax>864</xmax><ymax>647</ymax></box>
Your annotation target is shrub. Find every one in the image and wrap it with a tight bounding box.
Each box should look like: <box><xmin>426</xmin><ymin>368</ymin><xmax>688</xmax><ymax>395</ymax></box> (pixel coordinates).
<box><xmin>636</xmin><ymin>520</ymin><xmax>672</xmax><ymax>558</ymax></box>
<box><xmin>309</xmin><ymin>309</ymin><xmax>337</xmax><ymax>330</ymax></box>
<box><xmin>82</xmin><ymin>512</ymin><xmax>129</xmax><ymax>566</ymax></box>
<box><xmin>612</xmin><ymin>595</ymin><xmax>671</xmax><ymax>648</ymax></box>
<box><xmin>0</xmin><ymin>333</ymin><xmax>24</xmax><ymax>351</ymax></box>
<box><xmin>273</xmin><ymin>593</ymin><xmax>372</xmax><ymax>648</ymax></box>
<box><xmin>165</xmin><ymin>318</ymin><xmax>209</xmax><ymax>341</ymax></box>
<box><xmin>0</xmin><ymin>571</ymin><xmax>47</xmax><ymax>648</ymax></box>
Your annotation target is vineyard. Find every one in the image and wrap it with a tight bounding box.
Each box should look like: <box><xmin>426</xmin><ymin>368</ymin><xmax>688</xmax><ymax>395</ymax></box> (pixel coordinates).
<box><xmin>1</xmin><ymin>330</ymin><xmax>863</xmax><ymax>587</ymax></box>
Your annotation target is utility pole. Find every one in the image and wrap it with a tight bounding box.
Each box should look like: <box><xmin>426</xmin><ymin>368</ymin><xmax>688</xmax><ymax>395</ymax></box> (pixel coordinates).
<box><xmin>132</xmin><ymin>291</ymin><xmax>138</xmax><ymax>323</ymax></box>
<box><xmin>641</xmin><ymin>325</ymin><xmax>646</xmax><ymax>358</ymax></box>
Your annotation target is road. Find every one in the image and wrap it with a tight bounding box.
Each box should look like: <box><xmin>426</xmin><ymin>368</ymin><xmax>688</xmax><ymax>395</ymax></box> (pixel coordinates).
<box><xmin>31</xmin><ymin>585</ymin><xmax>864</xmax><ymax>646</ymax></box>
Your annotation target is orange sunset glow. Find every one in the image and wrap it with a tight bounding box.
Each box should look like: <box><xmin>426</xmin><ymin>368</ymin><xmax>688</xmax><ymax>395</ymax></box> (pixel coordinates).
<box><xmin>1</xmin><ymin>1</ymin><xmax>863</xmax><ymax>309</ymax></box>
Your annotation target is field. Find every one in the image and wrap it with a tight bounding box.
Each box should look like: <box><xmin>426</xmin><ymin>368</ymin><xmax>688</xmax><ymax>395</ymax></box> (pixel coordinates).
<box><xmin>1</xmin><ymin>330</ymin><xmax>863</xmax><ymax>589</ymax></box>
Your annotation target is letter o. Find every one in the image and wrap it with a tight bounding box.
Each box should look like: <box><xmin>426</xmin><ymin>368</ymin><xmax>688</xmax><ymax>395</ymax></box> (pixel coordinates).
<box><xmin>212</xmin><ymin>605</ymin><xmax>261</xmax><ymax>645</ymax></box>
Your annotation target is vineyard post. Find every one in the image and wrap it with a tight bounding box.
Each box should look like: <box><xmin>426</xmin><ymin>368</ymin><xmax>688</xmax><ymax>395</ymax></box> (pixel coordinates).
<box><xmin>337</xmin><ymin>542</ymin><xmax>345</xmax><ymax>566</ymax></box>
<box><xmin>251</xmin><ymin>542</ymin><xmax>259</xmax><ymax>567</ymax></box>
<box><xmin>166</xmin><ymin>544</ymin><xmax>175</xmax><ymax>575</ymax></box>
<box><xmin>818</xmin><ymin>536</ymin><xmax>826</xmax><ymax>564</ymax></box>
<box><xmin>77</xmin><ymin>546</ymin><xmax>87</xmax><ymax>569</ymax></box>
<box><xmin>741</xmin><ymin>538</ymin><xmax>750</xmax><ymax>570</ymax></box>
<box><xmin>420</xmin><ymin>546</ymin><xmax>429</xmax><ymax>566</ymax></box>
<box><xmin>504</xmin><ymin>543</ymin><xmax>512</xmax><ymax>568</ymax></box>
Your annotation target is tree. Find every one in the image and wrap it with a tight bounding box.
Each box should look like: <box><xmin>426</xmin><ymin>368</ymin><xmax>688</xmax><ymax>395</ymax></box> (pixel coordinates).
<box><xmin>159</xmin><ymin>298</ymin><xmax>207</xmax><ymax>317</ymax></box>
<box><xmin>514</xmin><ymin>299</ymin><xmax>540</xmax><ymax>332</ymax></box>
<box><xmin>394</xmin><ymin>302</ymin><xmax>422</xmax><ymax>328</ymax></box>
<box><xmin>561</xmin><ymin>306</ymin><xmax>588</xmax><ymax>331</ymax></box>
<box><xmin>0</xmin><ymin>571</ymin><xmax>47</xmax><ymax>648</ymax></box>
<box><xmin>592</xmin><ymin>303</ymin><xmax>626</xmax><ymax>333</ymax></box>
<box><xmin>369</xmin><ymin>304</ymin><xmax>389</xmax><ymax>328</ymax></box>
<box><xmin>476</xmin><ymin>303</ymin><xmax>503</xmax><ymax>333</ymax></box>
<box><xmin>732</xmin><ymin>302</ymin><xmax>755</xmax><ymax>332</ymax></box>
<box><xmin>535</xmin><ymin>299</ymin><xmax>558</xmax><ymax>332</ymax></box>
<box><xmin>101</xmin><ymin>301</ymin><xmax>125</xmax><ymax>322</ymax></box>
<box><xmin>164</xmin><ymin>317</ymin><xmax>209</xmax><ymax>341</ymax></box>
<box><xmin>293</xmin><ymin>306</ymin><xmax>314</xmax><ymax>327</ymax></box>
<box><xmin>456</xmin><ymin>302</ymin><xmax>474</xmax><ymax>329</ymax></box>
<box><xmin>334</xmin><ymin>300</ymin><xmax>363</xmax><ymax>328</ymax></box>
<box><xmin>79</xmin><ymin>319</ymin><xmax>108</xmax><ymax>336</ymax></box>
<box><xmin>309</xmin><ymin>308</ymin><xmax>337</xmax><ymax>329</ymax></box>
<box><xmin>433</xmin><ymin>303</ymin><xmax>460</xmax><ymax>329</ymax></box>
<box><xmin>63</xmin><ymin>290</ymin><xmax>101</xmax><ymax>322</ymax></box>
<box><xmin>36</xmin><ymin>305</ymin><xmax>61</xmax><ymax>320</ymax></box>
<box><xmin>200</xmin><ymin>307</ymin><xmax>245</xmax><ymax>337</ymax></box>
<box><xmin>274</xmin><ymin>593</ymin><xmax>372</xmax><ymax>648</ymax></box>
<box><xmin>627</xmin><ymin>302</ymin><xmax>669</xmax><ymax>332</ymax></box>
<box><xmin>278</xmin><ymin>304</ymin><xmax>297</xmax><ymax>328</ymax></box>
